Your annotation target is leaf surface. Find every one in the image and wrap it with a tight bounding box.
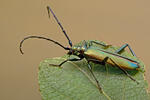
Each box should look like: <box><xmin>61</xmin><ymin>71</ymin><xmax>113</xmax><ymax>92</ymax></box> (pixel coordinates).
<box><xmin>38</xmin><ymin>40</ymin><xmax>150</xmax><ymax>100</ymax></box>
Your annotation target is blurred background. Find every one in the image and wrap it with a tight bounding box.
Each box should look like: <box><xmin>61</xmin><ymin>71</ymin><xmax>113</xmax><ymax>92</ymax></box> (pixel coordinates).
<box><xmin>0</xmin><ymin>0</ymin><xmax>150</xmax><ymax>100</ymax></box>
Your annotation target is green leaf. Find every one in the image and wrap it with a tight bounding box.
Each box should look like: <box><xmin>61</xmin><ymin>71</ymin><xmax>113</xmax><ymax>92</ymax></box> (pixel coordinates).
<box><xmin>38</xmin><ymin>40</ymin><xmax>150</xmax><ymax>100</ymax></box>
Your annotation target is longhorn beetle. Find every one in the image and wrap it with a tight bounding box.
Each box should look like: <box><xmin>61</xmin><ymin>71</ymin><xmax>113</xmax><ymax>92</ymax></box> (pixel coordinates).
<box><xmin>20</xmin><ymin>6</ymin><xmax>140</xmax><ymax>92</ymax></box>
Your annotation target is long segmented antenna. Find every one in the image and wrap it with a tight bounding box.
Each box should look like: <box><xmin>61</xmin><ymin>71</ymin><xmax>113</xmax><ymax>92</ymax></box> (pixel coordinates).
<box><xmin>47</xmin><ymin>6</ymin><xmax>73</xmax><ymax>47</ymax></box>
<box><xmin>19</xmin><ymin>36</ymin><xmax>70</xmax><ymax>54</ymax></box>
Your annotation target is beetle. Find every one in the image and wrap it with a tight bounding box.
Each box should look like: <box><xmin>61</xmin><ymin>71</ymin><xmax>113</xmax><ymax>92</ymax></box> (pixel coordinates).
<box><xmin>20</xmin><ymin>6</ymin><xmax>140</xmax><ymax>92</ymax></box>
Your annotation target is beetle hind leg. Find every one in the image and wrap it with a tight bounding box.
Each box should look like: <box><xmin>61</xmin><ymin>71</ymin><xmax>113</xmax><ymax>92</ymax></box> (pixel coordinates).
<box><xmin>115</xmin><ymin>44</ymin><xmax>136</xmax><ymax>56</ymax></box>
<box><xmin>88</xmin><ymin>57</ymin><xmax>139</xmax><ymax>84</ymax></box>
<box><xmin>108</xmin><ymin>57</ymin><xmax>139</xmax><ymax>84</ymax></box>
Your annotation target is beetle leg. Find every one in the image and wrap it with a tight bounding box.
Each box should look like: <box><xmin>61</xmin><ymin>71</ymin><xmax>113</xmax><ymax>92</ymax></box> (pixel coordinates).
<box><xmin>108</xmin><ymin>57</ymin><xmax>139</xmax><ymax>84</ymax></box>
<box><xmin>89</xmin><ymin>41</ymin><xmax>112</xmax><ymax>48</ymax></box>
<box><xmin>115</xmin><ymin>44</ymin><xmax>136</xmax><ymax>56</ymax></box>
<box><xmin>101</xmin><ymin>57</ymin><xmax>109</xmax><ymax>65</ymax></box>
<box><xmin>87</xmin><ymin>57</ymin><xmax>109</xmax><ymax>65</ymax></box>
<box><xmin>87</xmin><ymin>57</ymin><xmax>109</xmax><ymax>73</ymax></box>
<box><xmin>87</xmin><ymin>60</ymin><xmax>102</xmax><ymax>93</ymax></box>
<box><xmin>49</xmin><ymin>58</ymin><xmax>83</xmax><ymax>67</ymax></box>
<box><xmin>88</xmin><ymin>57</ymin><xmax>139</xmax><ymax>84</ymax></box>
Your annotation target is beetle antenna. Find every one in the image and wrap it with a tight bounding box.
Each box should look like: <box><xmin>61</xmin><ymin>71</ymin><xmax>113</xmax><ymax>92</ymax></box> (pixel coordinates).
<box><xmin>19</xmin><ymin>36</ymin><xmax>70</xmax><ymax>54</ymax></box>
<box><xmin>47</xmin><ymin>6</ymin><xmax>73</xmax><ymax>47</ymax></box>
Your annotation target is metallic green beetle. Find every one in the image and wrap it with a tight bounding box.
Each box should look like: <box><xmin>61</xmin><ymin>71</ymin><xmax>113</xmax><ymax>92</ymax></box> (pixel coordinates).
<box><xmin>20</xmin><ymin>6</ymin><xmax>140</xmax><ymax>92</ymax></box>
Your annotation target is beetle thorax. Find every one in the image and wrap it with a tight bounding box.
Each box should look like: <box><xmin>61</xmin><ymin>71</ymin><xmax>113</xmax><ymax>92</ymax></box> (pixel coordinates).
<box><xmin>68</xmin><ymin>46</ymin><xmax>86</xmax><ymax>56</ymax></box>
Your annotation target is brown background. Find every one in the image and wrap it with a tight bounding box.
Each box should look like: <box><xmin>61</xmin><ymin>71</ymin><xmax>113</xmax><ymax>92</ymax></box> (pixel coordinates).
<box><xmin>0</xmin><ymin>0</ymin><xmax>150</xmax><ymax>100</ymax></box>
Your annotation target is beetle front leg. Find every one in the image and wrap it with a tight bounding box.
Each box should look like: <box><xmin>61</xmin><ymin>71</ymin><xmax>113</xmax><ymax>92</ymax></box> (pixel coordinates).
<box><xmin>115</xmin><ymin>44</ymin><xmax>136</xmax><ymax>56</ymax></box>
<box><xmin>49</xmin><ymin>58</ymin><xmax>83</xmax><ymax>67</ymax></box>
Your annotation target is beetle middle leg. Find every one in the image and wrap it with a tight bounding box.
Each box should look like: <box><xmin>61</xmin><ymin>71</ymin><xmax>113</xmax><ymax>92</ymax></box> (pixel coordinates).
<box><xmin>115</xmin><ymin>44</ymin><xmax>136</xmax><ymax>56</ymax></box>
<box><xmin>86</xmin><ymin>60</ymin><xmax>102</xmax><ymax>93</ymax></box>
<box><xmin>87</xmin><ymin>57</ymin><xmax>109</xmax><ymax>70</ymax></box>
<box><xmin>86</xmin><ymin>57</ymin><xmax>110</xmax><ymax>92</ymax></box>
